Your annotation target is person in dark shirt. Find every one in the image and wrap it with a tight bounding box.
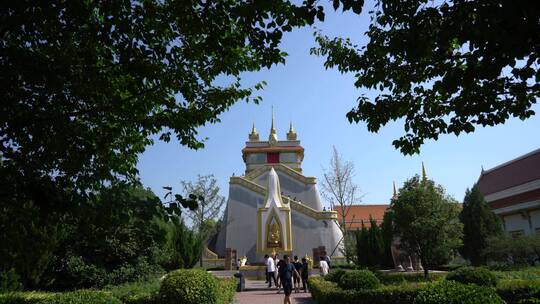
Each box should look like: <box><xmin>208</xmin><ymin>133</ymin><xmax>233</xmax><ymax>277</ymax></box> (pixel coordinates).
<box><xmin>279</xmin><ymin>255</ymin><xmax>300</xmax><ymax>304</ymax></box>
<box><xmin>300</xmin><ymin>257</ymin><xmax>309</xmax><ymax>292</ymax></box>
<box><xmin>276</xmin><ymin>255</ymin><xmax>286</xmax><ymax>293</ymax></box>
<box><xmin>292</xmin><ymin>256</ymin><xmax>302</xmax><ymax>293</ymax></box>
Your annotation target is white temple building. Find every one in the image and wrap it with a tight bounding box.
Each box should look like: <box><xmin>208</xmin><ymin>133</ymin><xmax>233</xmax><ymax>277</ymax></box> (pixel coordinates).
<box><xmin>214</xmin><ymin>114</ymin><xmax>343</xmax><ymax>261</ymax></box>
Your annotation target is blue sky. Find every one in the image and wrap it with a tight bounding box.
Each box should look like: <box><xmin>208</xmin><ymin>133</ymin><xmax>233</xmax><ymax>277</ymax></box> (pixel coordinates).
<box><xmin>138</xmin><ymin>3</ymin><xmax>540</xmax><ymax>207</ymax></box>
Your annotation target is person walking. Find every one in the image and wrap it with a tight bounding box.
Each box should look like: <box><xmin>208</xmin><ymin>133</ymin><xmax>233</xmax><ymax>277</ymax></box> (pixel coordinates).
<box><xmin>300</xmin><ymin>257</ymin><xmax>309</xmax><ymax>292</ymax></box>
<box><xmin>319</xmin><ymin>256</ymin><xmax>329</xmax><ymax>277</ymax></box>
<box><xmin>276</xmin><ymin>254</ymin><xmax>285</xmax><ymax>293</ymax></box>
<box><xmin>324</xmin><ymin>254</ymin><xmax>331</xmax><ymax>268</ymax></box>
<box><xmin>279</xmin><ymin>255</ymin><xmax>300</xmax><ymax>304</ymax></box>
<box><xmin>267</xmin><ymin>254</ymin><xmax>277</xmax><ymax>287</ymax></box>
<box><xmin>292</xmin><ymin>256</ymin><xmax>302</xmax><ymax>293</ymax></box>
<box><xmin>264</xmin><ymin>254</ymin><xmax>269</xmax><ymax>283</ymax></box>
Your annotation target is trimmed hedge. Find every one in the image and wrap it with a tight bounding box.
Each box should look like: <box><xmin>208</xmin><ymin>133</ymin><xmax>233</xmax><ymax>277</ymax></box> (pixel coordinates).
<box><xmin>0</xmin><ymin>292</ymin><xmax>54</xmax><ymax>304</ymax></box>
<box><xmin>40</xmin><ymin>291</ymin><xmax>121</xmax><ymax>304</ymax></box>
<box><xmin>159</xmin><ymin>269</ymin><xmax>218</xmax><ymax>304</ymax></box>
<box><xmin>106</xmin><ymin>278</ymin><xmax>161</xmax><ymax>304</ymax></box>
<box><xmin>446</xmin><ymin>267</ymin><xmax>498</xmax><ymax>287</ymax></box>
<box><xmin>415</xmin><ymin>281</ymin><xmax>503</xmax><ymax>304</ymax></box>
<box><xmin>216</xmin><ymin>278</ymin><xmax>236</xmax><ymax>304</ymax></box>
<box><xmin>309</xmin><ymin>277</ymin><xmax>423</xmax><ymax>304</ymax></box>
<box><xmin>158</xmin><ymin>269</ymin><xmax>236</xmax><ymax>304</ymax></box>
<box><xmin>338</xmin><ymin>270</ymin><xmax>380</xmax><ymax>290</ymax></box>
<box><xmin>496</xmin><ymin>279</ymin><xmax>540</xmax><ymax>304</ymax></box>
<box><xmin>0</xmin><ymin>291</ymin><xmax>119</xmax><ymax>304</ymax></box>
<box><xmin>376</xmin><ymin>272</ymin><xmax>446</xmax><ymax>285</ymax></box>
<box><xmin>324</xmin><ymin>270</ymin><xmax>346</xmax><ymax>283</ymax></box>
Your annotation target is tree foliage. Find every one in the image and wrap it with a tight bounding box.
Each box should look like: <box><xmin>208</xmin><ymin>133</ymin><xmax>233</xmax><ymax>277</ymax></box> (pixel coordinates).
<box><xmin>321</xmin><ymin>146</ymin><xmax>361</xmax><ymax>260</ymax></box>
<box><xmin>459</xmin><ymin>184</ymin><xmax>503</xmax><ymax>266</ymax></box>
<box><xmin>484</xmin><ymin>234</ymin><xmax>540</xmax><ymax>266</ymax></box>
<box><xmin>1</xmin><ymin>0</ymin><xmax>324</xmax><ymax>192</ymax></box>
<box><xmin>1</xmin><ymin>184</ymin><xmax>202</xmax><ymax>290</ymax></box>
<box><xmin>355</xmin><ymin>218</ymin><xmax>387</xmax><ymax>268</ymax></box>
<box><xmin>181</xmin><ymin>174</ymin><xmax>226</xmax><ymax>234</ymax></box>
<box><xmin>312</xmin><ymin>0</ymin><xmax>540</xmax><ymax>154</ymax></box>
<box><xmin>390</xmin><ymin>175</ymin><xmax>462</xmax><ymax>278</ymax></box>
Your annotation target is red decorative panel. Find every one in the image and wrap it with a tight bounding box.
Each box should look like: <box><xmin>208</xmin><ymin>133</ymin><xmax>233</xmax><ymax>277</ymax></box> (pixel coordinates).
<box><xmin>267</xmin><ymin>152</ymin><xmax>279</xmax><ymax>163</ymax></box>
<box><xmin>489</xmin><ymin>188</ymin><xmax>540</xmax><ymax>210</ymax></box>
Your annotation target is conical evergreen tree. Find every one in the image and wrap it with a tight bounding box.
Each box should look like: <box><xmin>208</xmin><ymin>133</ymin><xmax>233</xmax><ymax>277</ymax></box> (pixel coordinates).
<box><xmin>459</xmin><ymin>184</ymin><xmax>503</xmax><ymax>266</ymax></box>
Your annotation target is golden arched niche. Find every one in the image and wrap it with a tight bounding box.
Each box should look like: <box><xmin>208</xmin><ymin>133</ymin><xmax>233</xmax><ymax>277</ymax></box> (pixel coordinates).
<box><xmin>265</xmin><ymin>210</ymin><xmax>283</xmax><ymax>249</ymax></box>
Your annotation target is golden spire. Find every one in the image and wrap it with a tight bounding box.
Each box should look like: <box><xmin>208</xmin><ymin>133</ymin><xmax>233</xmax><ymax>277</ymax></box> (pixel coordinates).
<box><xmin>271</xmin><ymin>106</ymin><xmax>276</xmax><ymax>133</ymax></box>
<box><xmin>286</xmin><ymin>121</ymin><xmax>297</xmax><ymax>140</ymax></box>
<box><xmin>393</xmin><ymin>181</ymin><xmax>397</xmax><ymax>198</ymax></box>
<box><xmin>421</xmin><ymin>161</ymin><xmax>427</xmax><ymax>182</ymax></box>
<box><xmin>249</xmin><ymin>122</ymin><xmax>259</xmax><ymax>141</ymax></box>
<box><xmin>268</xmin><ymin>106</ymin><xmax>278</xmax><ymax>145</ymax></box>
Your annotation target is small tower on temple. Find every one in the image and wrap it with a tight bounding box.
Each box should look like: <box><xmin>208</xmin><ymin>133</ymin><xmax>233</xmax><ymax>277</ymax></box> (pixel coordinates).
<box><xmin>248</xmin><ymin>123</ymin><xmax>259</xmax><ymax>141</ymax></box>
<box><xmin>286</xmin><ymin>122</ymin><xmax>297</xmax><ymax>141</ymax></box>
<box><xmin>242</xmin><ymin>110</ymin><xmax>304</xmax><ymax>174</ymax></box>
<box><xmin>392</xmin><ymin>181</ymin><xmax>398</xmax><ymax>199</ymax></box>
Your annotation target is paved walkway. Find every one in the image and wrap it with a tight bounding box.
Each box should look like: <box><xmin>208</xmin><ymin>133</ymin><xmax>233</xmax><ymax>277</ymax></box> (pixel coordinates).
<box><xmin>234</xmin><ymin>279</ymin><xmax>314</xmax><ymax>304</ymax></box>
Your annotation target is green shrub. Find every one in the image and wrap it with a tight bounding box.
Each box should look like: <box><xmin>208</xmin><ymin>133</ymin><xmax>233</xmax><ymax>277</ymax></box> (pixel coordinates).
<box><xmin>446</xmin><ymin>266</ymin><xmax>498</xmax><ymax>287</ymax></box>
<box><xmin>216</xmin><ymin>278</ymin><xmax>236</xmax><ymax>304</ymax></box>
<box><xmin>331</xmin><ymin>263</ymin><xmax>360</xmax><ymax>270</ymax></box>
<box><xmin>492</xmin><ymin>266</ymin><xmax>540</xmax><ymax>281</ymax></box>
<box><xmin>0</xmin><ymin>269</ymin><xmax>23</xmax><ymax>292</ymax></box>
<box><xmin>0</xmin><ymin>292</ymin><xmax>54</xmax><ymax>304</ymax></box>
<box><xmin>41</xmin><ymin>291</ymin><xmax>121</xmax><ymax>304</ymax></box>
<box><xmin>496</xmin><ymin>279</ymin><xmax>540</xmax><ymax>304</ymax></box>
<box><xmin>159</xmin><ymin>269</ymin><xmax>217</xmax><ymax>304</ymax></box>
<box><xmin>338</xmin><ymin>270</ymin><xmax>380</xmax><ymax>290</ymax></box>
<box><xmin>106</xmin><ymin>278</ymin><xmax>161</xmax><ymax>304</ymax></box>
<box><xmin>376</xmin><ymin>272</ymin><xmax>446</xmax><ymax>285</ymax></box>
<box><xmin>415</xmin><ymin>281</ymin><xmax>503</xmax><ymax>304</ymax></box>
<box><xmin>325</xmin><ymin>269</ymin><xmax>346</xmax><ymax>283</ymax></box>
<box><xmin>309</xmin><ymin>277</ymin><xmax>423</xmax><ymax>304</ymax></box>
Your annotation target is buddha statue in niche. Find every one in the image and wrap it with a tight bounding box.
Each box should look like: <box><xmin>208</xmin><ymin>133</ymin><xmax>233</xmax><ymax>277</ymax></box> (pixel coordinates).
<box><xmin>267</xmin><ymin>217</ymin><xmax>282</xmax><ymax>248</ymax></box>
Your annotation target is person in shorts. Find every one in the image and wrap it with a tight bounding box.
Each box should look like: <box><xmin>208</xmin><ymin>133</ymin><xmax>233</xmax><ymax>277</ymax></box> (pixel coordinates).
<box><xmin>279</xmin><ymin>255</ymin><xmax>300</xmax><ymax>304</ymax></box>
<box><xmin>300</xmin><ymin>257</ymin><xmax>309</xmax><ymax>292</ymax></box>
<box><xmin>292</xmin><ymin>256</ymin><xmax>302</xmax><ymax>293</ymax></box>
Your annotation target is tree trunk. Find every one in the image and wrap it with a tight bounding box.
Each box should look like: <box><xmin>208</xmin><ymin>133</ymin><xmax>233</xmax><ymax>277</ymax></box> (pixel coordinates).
<box><xmin>421</xmin><ymin>256</ymin><xmax>429</xmax><ymax>279</ymax></box>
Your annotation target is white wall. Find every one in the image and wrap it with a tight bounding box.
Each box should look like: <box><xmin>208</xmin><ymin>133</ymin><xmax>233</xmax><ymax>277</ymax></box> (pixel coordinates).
<box><xmin>503</xmin><ymin>213</ymin><xmax>531</xmax><ymax>235</ymax></box>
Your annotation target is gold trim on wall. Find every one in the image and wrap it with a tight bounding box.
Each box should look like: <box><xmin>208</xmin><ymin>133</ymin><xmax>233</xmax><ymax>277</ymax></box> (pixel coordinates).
<box><xmin>230</xmin><ymin>176</ymin><xmax>337</xmax><ymax>221</ymax></box>
<box><xmin>245</xmin><ymin>164</ymin><xmax>316</xmax><ymax>184</ymax></box>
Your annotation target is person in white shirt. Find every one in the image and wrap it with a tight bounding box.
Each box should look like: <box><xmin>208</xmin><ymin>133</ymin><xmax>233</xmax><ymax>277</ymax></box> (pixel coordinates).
<box><xmin>319</xmin><ymin>257</ymin><xmax>329</xmax><ymax>277</ymax></box>
<box><xmin>267</xmin><ymin>254</ymin><xmax>277</xmax><ymax>287</ymax></box>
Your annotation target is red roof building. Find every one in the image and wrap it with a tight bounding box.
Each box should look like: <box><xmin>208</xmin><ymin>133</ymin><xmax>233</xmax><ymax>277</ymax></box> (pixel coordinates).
<box><xmin>333</xmin><ymin>204</ymin><xmax>389</xmax><ymax>230</ymax></box>
<box><xmin>477</xmin><ymin>148</ymin><xmax>540</xmax><ymax>237</ymax></box>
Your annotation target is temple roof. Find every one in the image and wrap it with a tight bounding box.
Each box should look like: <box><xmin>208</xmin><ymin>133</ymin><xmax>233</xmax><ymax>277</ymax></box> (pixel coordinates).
<box><xmin>333</xmin><ymin>204</ymin><xmax>389</xmax><ymax>229</ymax></box>
<box><xmin>478</xmin><ymin>148</ymin><xmax>540</xmax><ymax>196</ymax></box>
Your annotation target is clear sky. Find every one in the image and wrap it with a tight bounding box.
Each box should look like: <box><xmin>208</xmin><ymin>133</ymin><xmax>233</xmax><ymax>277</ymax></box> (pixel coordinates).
<box><xmin>138</xmin><ymin>2</ymin><xmax>540</xmax><ymax>208</ymax></box>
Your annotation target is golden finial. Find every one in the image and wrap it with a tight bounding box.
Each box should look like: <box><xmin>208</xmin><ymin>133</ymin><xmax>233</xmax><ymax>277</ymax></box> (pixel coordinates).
<box><xmin>249</xmin><ymin>122</ymin><xmax>259</xmax><ymax>141</ymax></box>
<box><xmin>268</xmin><ymin>106</ymin><xmax>278</xmax><ymax>144</ymax></box>
<box><xmin>286</xmin><ymin>121</ymin><xmax>297</xmax><ymax>140</ymax></box>
<box><xmin>421</xmin><ymin>161</ymin><xmax>427</xmax><ymax>182</ymax></box>
<box><xmin>270</xmin><ymin>106</ymin><xmax>276</xmax><ymax>133</ymax></box>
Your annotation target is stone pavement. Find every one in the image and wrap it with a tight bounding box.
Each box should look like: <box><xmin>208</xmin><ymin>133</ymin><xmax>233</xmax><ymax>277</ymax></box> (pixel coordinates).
<box><xmin>234</xmin><ymin>279</ymin><xmax>314</xmax><ymax>304</ymax></box>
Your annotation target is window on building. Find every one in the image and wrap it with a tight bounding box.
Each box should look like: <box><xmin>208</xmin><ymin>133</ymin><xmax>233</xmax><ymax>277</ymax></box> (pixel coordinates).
<box><xmin>510</xmin><ymin>230</ymin><xmax>525</xmax><ymax>238</ymax></box>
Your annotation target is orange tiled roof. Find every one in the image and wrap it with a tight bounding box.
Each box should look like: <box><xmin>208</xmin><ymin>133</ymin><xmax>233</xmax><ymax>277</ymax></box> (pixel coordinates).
<box><xmin>333</xmin><ymin>204</ymin><xmax>389</xmax><ymax>229</ymax></box>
